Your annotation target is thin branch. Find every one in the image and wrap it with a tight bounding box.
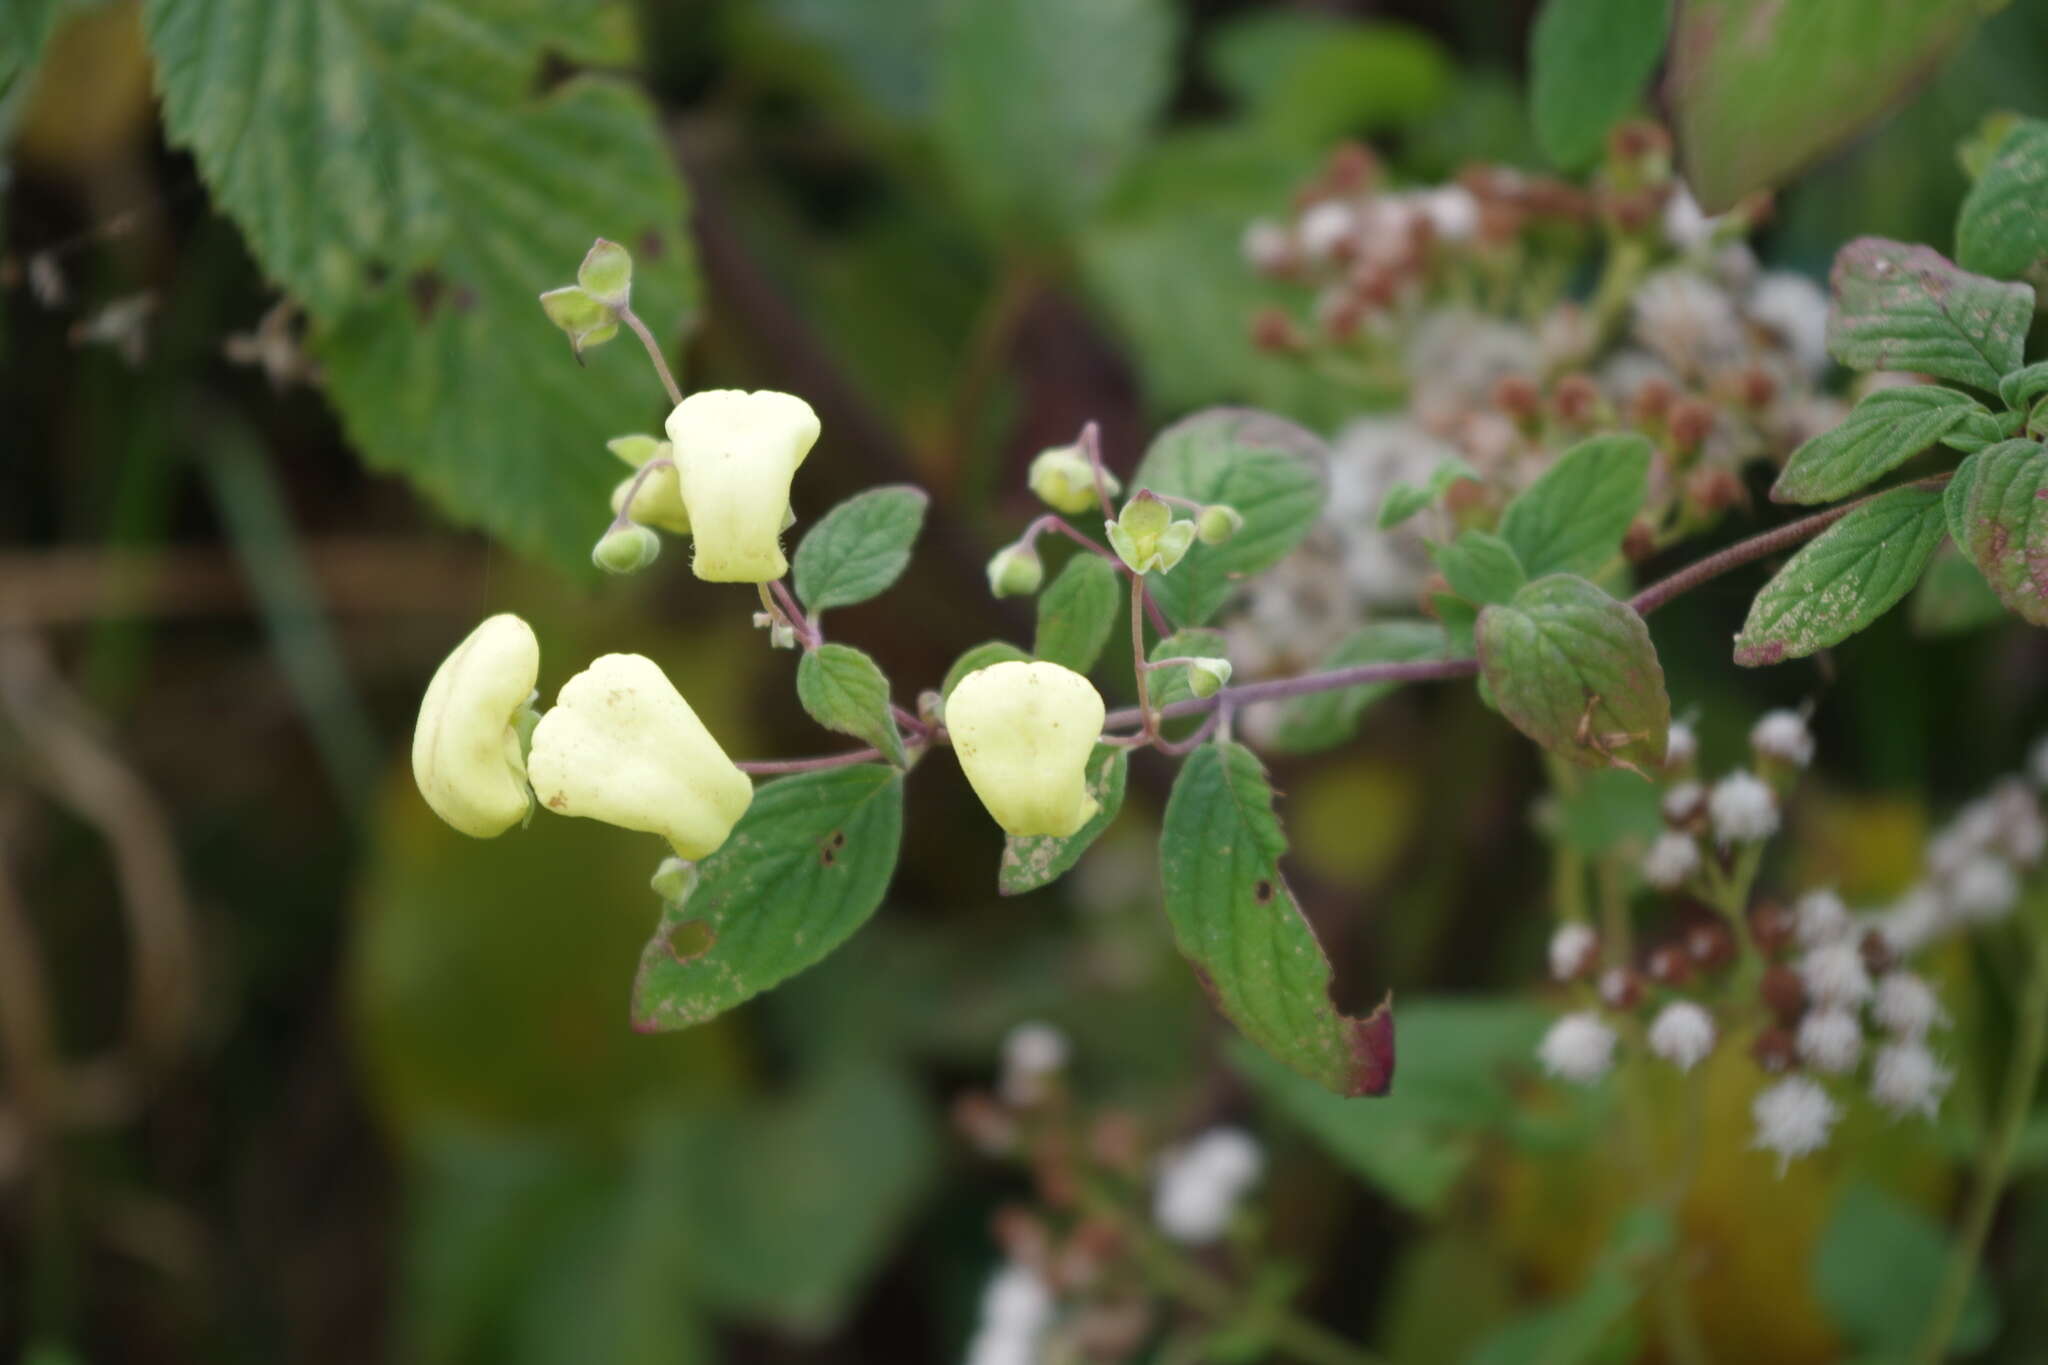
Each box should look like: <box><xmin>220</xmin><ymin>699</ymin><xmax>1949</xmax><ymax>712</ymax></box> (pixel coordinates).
<box><xmin>616</xmin><ymin>303</ymin><xmax>682</xmax><ymax>406</ymax></box>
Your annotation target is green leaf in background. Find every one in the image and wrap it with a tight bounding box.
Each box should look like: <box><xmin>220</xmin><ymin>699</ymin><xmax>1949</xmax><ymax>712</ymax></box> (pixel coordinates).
<box><xmin>1498</xmin><ymin>434</ymin><xmax>1650</xmax><ymax>579</ymax></box>
<box><xmin>1477</xmin><ymin>575</ymin><xmax>1669</xmax><ymax>771</ymax></box>
<box><xmin>1232</xmin><ymin>997</ymin><xmax>1546</xmax><ymax>1216</ymax></box>
<box><xmin>146</xmin><ymin>0</ymin><xmax>700</xmax><ymax>571</ymax></box>
<box><xmin>1433</xmin><ymin>531</ymin><xmax>1527</xmax><ymax>608</ymax></box>
<box><xmin>1814</xmin><ymin>1184</ymin><xmax>1999</xmax><ymax>1356</ymax></box>
<box><xmin>1379</xmin><ymin>455</ymin><xmax>1480</xmax><ymax>530</ymax></box>
<box><xmin>1149</xmin><ymin>627</ymin><xmax>1230</xmax><ymax>708</ymax></box>
<box><xmin>795</xmin><ymin>644</ymin><xmax>907</xmax><ymax>766</ymax></box>
<box><xmin>939</xmin><ymin>639</ymin><xmax>1031</xmax><ymax>703</ymax></box>
<box><xmin>1772</xmin><ymin>386</ymin><xmax>1992</xmax><ymax>504</ymax></box>
<box><xmin>1462</xmin><ymin>1209</ymin><xmax>1671</xmax><ymax>1365</ymax></box>
<box><xmin>934</xmin><ymin>0</ymin><xmax>1176</xmax><ymax>241</ymax></box>
<box><xmin>1910</xmin><ymin>541</ymin><xmax>2008</xmax><ymax>635</ymax></box>
<box><xmin>1735</xmin><ymin>482</ymin><xmax>1950</xmax><ymax>664</ymax></box>
<box><xmin>1957</xmin><ymin>117</ymin><xmax>2048</xmax><ymax>286</ymax></box>
<box><xmin>999</xmin><ymin>744</ymin><xmax>1128</xmax><ymax>895</ymax></box>
<box><xmin>1949</xmin><ymin>437</ymin><xmax>2048</xmax><ymax>624</ymax></box>
<box><xmin>1529</xmin><ymin>0</ymin><xmax>1671</xmax><ymax>170</ymax></box>
<box><xmin>792</xmin><ymin>484</ymin><xmax>930</xmax><ymax>613</ymax></box>
<box><xmin>0</xmin><ymin>0</ymin><xmax>63</xmax><ymax>119</ymax></box>
<box><xmin>1554</xmin><ymin>767</ymin><xmax>1666</xmax><ymax>856</ymax></box>
<box><xmin>633</xmin><ymin>765</ymin><xmax>903</xmax><ymax>1031</ymax></box>
<box><xmin>1034</xmin><ymin>553</ymin><xmax>1121</xmax><ymax>672</ymax></box>
<box><xmin>1206</xmin><ymin>11</ymin><xmax>1452</xmax><ymax>145</ymax></box>
<box><xmin>1825</xmin><ymin>237</ymin><xmax>2033</xmax><ymax>392</ymax></box>
<box><xmin>1129</xmin><ymin>408</ymin><xmax>1326</xmax><ymax>628</ymax></box>
<box><xmin>1667</xmin><ymin>0</ymin><xmax>1988</xmax><ymax>210</ymax></box>
<box><xmin>1269</xmin><ymin>621</ymin><xmax>1448</xmax><ymax>754</ymax></box>
<box><xmin>1160</xmin><ymin>742</ymin><xmax>1394</xmax><ymax>1097</ymax></box>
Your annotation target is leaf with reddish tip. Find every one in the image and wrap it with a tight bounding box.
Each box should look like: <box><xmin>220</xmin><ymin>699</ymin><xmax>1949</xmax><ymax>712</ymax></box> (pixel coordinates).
<box><xmin>633</xmin><ymin>765</ymin><xmax>902</xmax><ymax>1031</ymax></box>
<box><xmin>1950</xmin><ymin>438</ymin><xmax>2048</xmax><ymax>625</ymax></box>
<box><xmin>1161</xmin><ymin>742</ymin><xmax>1394</xmax><ymax>1097</ymax></box>
<box><xmin>1476</xmin><ymin>575</ymin><xmax>1669</xmax><ymax>770</ymax></box>
<box><xmin>1826</xmin><ymin>238</ymin><xmax>2033</xmax><ymax>393</ymax></box>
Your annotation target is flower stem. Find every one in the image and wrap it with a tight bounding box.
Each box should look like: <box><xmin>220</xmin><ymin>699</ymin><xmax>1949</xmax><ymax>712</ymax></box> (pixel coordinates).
<box><xmin>617</xmin><ymin>303</ymin><xmax>682</xmax><ymax>407</ymax></box>
<box><xmin>1130</xmin><ymin>573</ymin><xmax>1155</xmax><ymax>741</ymax></box>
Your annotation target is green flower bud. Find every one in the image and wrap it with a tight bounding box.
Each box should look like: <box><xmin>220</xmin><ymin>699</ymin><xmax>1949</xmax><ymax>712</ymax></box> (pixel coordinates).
<box><xmin>986</xmin><ymin>541</ymin><xmax>1045</xmax><ymax>598</ymax></box>
<box><xmin>1027</xmin><ymin>444</ymin><xmax>1119</xmax><ymax>515</ymax></box>
<box><xmin>1196</xmin><ymin>503</ymin><xmax>1245</xmax><ymax>545</ymax></box>
<box><xmin>607</xmin><ymin>435</ymin><xmax>691</xmax><ymax>536</ymax></box>
<box><xmin>576</xmin><ymin>238</ymin><xmax>633</xmax><ymax>306</ymax></box>
<box><xmin>948</xmin><ymin>661</ymin><xmax>1106</xmax><ymax>837</ymax></box>
<box><xmin>593</xmin><ymin>523</ymin><xmax>661</xmax><ymax>575</ymax></box>
<box><xmin>1185</xmin><ymin>657</ymin><xmax>1233</xmax><ymax>698</ymax></box>
<box><xmin>666</xmin><ymin>389</ymin><xmax>821</xmax><ymax>582</ymax></box>
<box><xmin>411</xmin><ymin>614</ymin><xmax>541</xmax><ymax>839</ymax></box>
<box><xmin>649</xmin><ymin>856</ymin><xmax>698</xmax><ymax>906</ymax></box>
<box><xmin>538</xmin><ymin>285</ymin><xmax>617</xmax><ymax>356</ymax></box>
<box><xmin>1105</xmin><ymin>491</ymin><xmax>1196</xmax><ymax>575</ymax></box>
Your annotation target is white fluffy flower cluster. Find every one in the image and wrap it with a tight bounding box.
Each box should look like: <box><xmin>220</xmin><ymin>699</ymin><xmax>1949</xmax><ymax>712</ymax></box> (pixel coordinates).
<box><xmin>1648</xmin><ymin>1001</ymin><xmax>1717</xmax><ymax>1072</ymax></box>
<box><xmin>964</xmin><ymin>1263</ymin><xmax>1054</xmax><ymax>1365</ymax></box>
<box><xmin>1751</xmin><ymin>1077</ymin><xmax>1840</xmax><ymax>1173</ymax></box>
<box><xmin>999</xmin><ymin>1022</ymin><xmax>1069</xmax><ymax>1107</ymax></box>
<box><xmin>1153</xmin><ymin>1129</ymin><xmax>1264</xmax><ymax>1244</ymax></box>
<box><xmin>1876</xmin><ymin>771</ymin><xmax>2044</xmax><ymax>955</ymax></box>
<box><xmin>1709</xmin><ymin>769</ymin><xmax>1779</xmax><ymax>844</ymax></box>
<box><xmin>1538</xmin><ymin>1011</ymin><xmax>1618</xmax><ymax>1085</ymax></box>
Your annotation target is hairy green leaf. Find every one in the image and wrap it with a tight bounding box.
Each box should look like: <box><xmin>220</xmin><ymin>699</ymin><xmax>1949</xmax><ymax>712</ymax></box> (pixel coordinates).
<box><xmin>1498</xmin><ymin>434</ymin><xmax>1650</xmax><ymax>579</ymax></box>
<box><xmin>1148</xmin><ymin>628</ymin><xmax>1229</xmax><ymax>708</ymax></box>
<box><xmin>1957</xmin><ymin>118</ymin><xmax>2048</xmax><ymax>287</ymax></box>
<box><xmin>1476</xmin><ymin>575</ymin><xmax>1669</xmax><ymax>770</ymax></box>
<box><xmin>999</xmin><ymin>745</ymin><xmax>1128</xmax><ymax>895</ymax></box>
<box><xmin>792</xmin><ymin>485</ymin><xmax>929</xmax><ymax>613</ymax></box>
<box><xmin>795</xmin><ymin>645</ymin><xmax>906</xmax><ymax>767</ymax></box>
<box><xmin>1433</xmin><ymin>531</ymin><xmax>1527</xmax><ymax>607</ymax></box>
<box><xmin>1735</xmin><ymin>483</ymin><xmax>1949</xmax><ymax>665</ymax></box>
<box><xmin>633</xmin><ymin>766</ymin><xmax>903</xmax><ymax>1031</ymax></box>
<box><xmin>940</xmin><ymin>640</ymin><xmax>1031</xmax><ymax>703</ymax></box>
<box><xmin>1773</xmin><ymin>386</ymin><xmax>1991</xmax><ymax>504</ymax></box>
<box><xmin>1950</xmin><ymin>437</ymin><xmax>2048</xmax><ymax>624</ymax></box>
<box><xmin>1826</xmin><ymin>238</ymin><xmax>2033</xmax><ymax>392</ymax></box>
<box><xmin>1379</xmin><ymin>455</ymin><xmax>1479</xmax><ymax>530</ymax></box>
<box><xmin>147</xmin><ymin>0</ymin><xmax>699</xmax><ymax>571</ymax></box>
<box><xmin>1269</xmin><ymin>621</ymin><xmax>1448</xmax><ymax>755</ymax></box>
<box><xmin>1160</xmin><ymin>742</ymin><xmax>1394</xmax><ymax>1097</ymax></box>
<box><xmin>1529</xmin><ymin>0</ymin><xmax>1670</xmax><ymax>170</ymax></box>
<box><xmin>1129</xmin><ymin>408</ymin><xmax>1326</xmax><ymax>627</ymax></box>
<box><xmin>1910</xmin><ymin>543</ymin><xmax>2008</xmax><ymax>636</ymax></box>
<box><xmin>1998</xmin><ymin>361</ymin><xmax>2048</xmax><ymax>413</ymax></box>
<box><xmin>1033</xmin><ymin>553</ymin><xmax>1121</xmax><ymax>672</ymax></box>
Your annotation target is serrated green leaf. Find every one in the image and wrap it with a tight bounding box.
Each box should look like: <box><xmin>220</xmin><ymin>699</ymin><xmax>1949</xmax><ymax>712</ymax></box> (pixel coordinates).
<box><xmin>795</xmin><ymin>644</ymin><xmax>906</xmax><ymax>767</ymax></box>
<box><xmin>792</xmin><ymin>485</ymin><xmax>929</xmax><ymax>613</ymax></box>
<box><xmin>1433</xmin><ymin>531</ymin><xmax>1526</xmax><ymax>607</ymax></box>
<box><xmin>1269</xmin><ymin>620</ymin><xmax>1448</xmax><ymax>754</ymax></box>
<box><xmin>1773</xmin><ymin>386</ymin><xmax>1990</xmax><ymax>504</ymax></box>
<box><xmin>1129</xmin><ymin>408</ymin><xmax>1326</xmax><ymax>627</ymax></box>
<box><xmin>940</xmin><ymin>640</ymin><xmax>1031</xmax><ymax>703</ymax></box>
<box><xmin>999</xmin><ymin>745</ymin><xmax>1128</xmax><ymax>895</ymax></box>
<box><xmin>1529</xmin><ymin>0</ymin><xmax>1670</xmax><ymax>170</ymax></box>
<box><xmin>934</xmin><ymin>0</ymin><xmax>1176</xmax><ymax>243</ymax></box>
<box><xmin>1033</xmin><ymin>553</ymin><xmax>1121</xmax><ymax>672</ymax></box>
<box><xmin>1</xmin><ymin>0</ymin><xmax>65</xmax><ymax>116</ymax></box>
<box><xmin>147</xmin><ymin>0</ymin><xmax>700</xmax><ymax>572</ymax></box>
<box><xmin>1476</xmin><ymin>575</ymin><xmax>1668</xmax><ymax>770</ymax></box>
<box><xmin>1149</xmin><ymin>628</ymin><xmax>1230</xmax><ymax>708</ymax></box>
<box><xmin>1160</xmin><ymin>742</ymin><xmax>1393</xmax><ymax>1097</ymax></box>
<box><xmin>1957</xmin><ymin>118</ymin><xmax>2048</xmax><ymax>287</ymax></box>
<box><xmin>633</xmin><ymin>765</ymin><xmax>903</xmax><ymax>1031</ymax></box>
<box><xmin>1945</xmin><ymin>451</ymin><xmax>1980</xmax><ymax>547</ymax></box>
<box><xmin>1910</xmin><ymin>542</ymin><xmax>2008</xmax><ymax>635</ymax></box>
<box><xmin>1498</xmin><ymin>434</ymin><xmax>1650</xmax><ymax>579</ymax></box>
<box><xmin>1735</xmin><ymin>483</ymin><xmax>1949</xmax><ymax>665</ymax></box>
<box><xmin>1940</xmin><ymin>405</ymin><xmax>2015</xmax><ymax>455</ymax></box>
<box><xmin>1998</xmin><ymin>361</ymin><xmax>2048</xmax><ymax>411</ymax></box>
<box><xmin>1378</xmin><ymin>455</ymin><xmax>1479</xmax><ymax>530</ymax></box>
<box><xmin>1815</xmin><ymin>1184</ymin><xmax>1999</xmax><ymax>1356</ymax></box>
<box><xmin>1951</xmin><ymin>437</ymin><xmax>2048</xmax><ymax>624</ymax></box>
<box><xmin>1826</xmin><ymin>238</ymin><xmax>2033</xmax><ymax>392</ymax></box>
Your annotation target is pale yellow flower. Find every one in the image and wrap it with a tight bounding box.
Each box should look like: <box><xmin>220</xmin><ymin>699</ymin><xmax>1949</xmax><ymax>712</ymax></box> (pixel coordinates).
<box><xmin>948</xmin><ymin>661</ymin><xmax>1105</xmax><ymax>837</ymax></box>
<box><xmin>665</xmin><ymin>389</ymin><xmax>821</xmax><ymax>582</ymax></box>
<box><xmin>412</xmin><ymin>614</ymin><xmax>540</xmax><ymax>838</ymax></box>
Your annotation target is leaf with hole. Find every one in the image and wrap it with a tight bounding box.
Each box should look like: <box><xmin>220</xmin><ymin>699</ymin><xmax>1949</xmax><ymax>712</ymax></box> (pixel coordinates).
<box><xmin>1826</xmin><ymin>238</ymin><xmax>2033</xmax><ymax>392</ymax></box>
<box><xmin>792</xmin><ymin>485</ymin><xmax>929</xmax><ymax>613</ymax></box>
<box><xmin>1033</xmin><ymin>553</ymin><xmax>1121</xmax><ymax>672</ymax></box>
<box><xmin>796</xmin><ymin>645</ymin><xmax>906</xmax><ymax>766</ymax></box>
<box><xmin>1476</xmin><ymin>575</ymin><xmax>1668</xmax><ymax>770</ymax></box>
<box><xmin>1498</xmin><ymin>434</ymin><xmax>1650</xmax><ymax>579</ymax></box>
<box><xmin>1000</xmin><ymin>745</ymin><xmax>1128</xmax><ymax>895</ymax></box>
<box><xmin>1773</xmin><ymin>386</ymin><xmax>1993</xmax><ymax>504</ymax></box>
<box><xmin>1949</xmin><ymin>437</ymin><xmax>2048</xmax><ymax>625</ymax></box>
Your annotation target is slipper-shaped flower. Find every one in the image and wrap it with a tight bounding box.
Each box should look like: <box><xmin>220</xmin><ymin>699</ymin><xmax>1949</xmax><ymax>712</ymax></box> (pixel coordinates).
<box><xmin>412</xmin><ymin>614</ymin><xmax>541</xmax><ymax>838</ymax></box>
<box><xmin>665</xmin><ymin>389</ymin><xmax>821</xmax><ymax>582</ymax></box>
<box><xmin>526</xmin><ymin>653</ymin><xmax>753</xmax><ymax>859</ymax></box>
<box><xmin>947</xmin><ymin>660</ymin><xmax>1105</xmax><ymax>838</ymax></box>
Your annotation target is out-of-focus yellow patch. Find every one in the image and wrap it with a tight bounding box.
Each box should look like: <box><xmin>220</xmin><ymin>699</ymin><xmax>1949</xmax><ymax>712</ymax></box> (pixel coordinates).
<box><xmin>1289</xmin><ymin>759</ymin><xmax>1416</xmax><ymax>884</ymax></box>
<box><xmin>16</xmin><ymin>2</ymin><xmax>155</xmax><ymax>169</ymax></box>
<box><xmin>1789</xmin><ymin>786</ymin><xmax>1927</xmax><ymax>902</ymax></box>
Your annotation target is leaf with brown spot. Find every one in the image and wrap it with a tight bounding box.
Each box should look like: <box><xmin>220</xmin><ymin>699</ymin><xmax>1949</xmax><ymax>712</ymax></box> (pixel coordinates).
<box><xmin>1951</xmin><ymin>438</ymin><xmax>2048</xmax><ymax>625</ymax></box>
<box><xmin>1826</xmin><ymin>238</ymin><xmax>2033</xmax><ymax>393</ymax></box>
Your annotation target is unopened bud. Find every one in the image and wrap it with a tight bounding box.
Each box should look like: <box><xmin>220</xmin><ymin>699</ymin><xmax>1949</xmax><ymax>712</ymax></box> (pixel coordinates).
<box><xmin>1029</xmin><ymin>444</ymin><xmax>1119</xmax><ymax>515</ymax></box>
<box><xmin>1669</xmin><ymin>398</ymin><xmax>1716</xmax><ymax>451</ymax></box>
<box><xmin>538</xmin><ymin>285</ymin><xmax>618</xmax><ymax>356</ymax></box>
<box><xmin>1647</xmin><ymin>943</ymin><xmax>1694</xmax><ymax>986</ymax></box>
<box><xmin>1250</xmin><ymin>307</ymin><xmax>1306</xmax><ymax>354</ymax></box>
<box><xmin>1552</xmin><ymin>373</ymin><xmax>1601</xmax><ymax>425</ymax></box>
<box><xmin>576</xmin><ymin>238</ymin><xmax>633</xmax><ymax>306</ymax></box>
<box><xmin>1105</xmin><ymin>491</ymin><xmax>1195</xmax><ymax>575</ymax></box>
<box><xmin>592</xmin><ymin>523</ymin><xmax>660</xmax><ymax>574</ymax></box>
<box><xmin>1185</xmin><ymin>657</ymin><xmax>1232</xmax><ymax>698</ymax></box>
<box><xmin>1686</xmin><ymin>920</ymin><xmax>1735</xmax><ymax>971</ymax></box>
<box><xmin>986</xmin><ymin>542</ymin><xmax>1045</xmax><ymax>598</ymax></box>
<box><xmin>1599</xmin><ymin>965</ymin><xmax>1645</xmax><ymax>1012</ymax></box>
<box><xmin>1491</xmin><ymin>373</ymin><xmax>1542</xmax><ymax>422</ymax></box>
<box><xmin>1196</xmin><ymin>504</ymin><xmax>1244</xmax><ymax>545</ymax></box>
<box><xmin>649</xmin><ymin>856</ymin><xmax>698</xmax><ymax>906</ymax></box>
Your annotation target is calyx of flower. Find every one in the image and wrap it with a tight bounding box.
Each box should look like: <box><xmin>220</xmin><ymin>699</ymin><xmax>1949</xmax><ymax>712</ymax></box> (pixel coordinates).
<box><xmin>947</xmin><ymin>660</ymin><xmax>1105</xmax><ymax>838</ymax></box>
<box><xmin>986</xmin><ymin>541</ymin><xmax>1045</xmax><ymax>598</ymax></box>
<box><xmin>1106</xmin><ymin>490</ymin><xmax>1196</xmax><ymax>575</ymax></box>
<box><xmin>1028</xmin><ymin>444</ymin><xmax>1120</xmax><ymax>515</ymax></box>
<box><xmin>412</xmin><ymin>614</ymin><xmax>541</xmax><ymax>838</ymax></box>
<box><xmin>665</xmin><ymin>389</ymin><xmax>821</xmax><ymax>582</ymax></box>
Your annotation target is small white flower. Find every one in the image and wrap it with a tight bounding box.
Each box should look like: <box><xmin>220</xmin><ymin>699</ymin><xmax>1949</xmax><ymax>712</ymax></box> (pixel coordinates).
<box><xmin>1946</xmin><ymin>855</ymin><xmax>2019</xmax><ymax>923</ymax></box>
<box><xmin>1987</xmin><ymin>780</ymin><xmax>2045</xmax><ymax>866</ymax></box>
<box><xmin>1641</xmin><ymin>831</ymin><xmax>1702</xmax><ymax>889</ymax></box>
<box><xmin>1664</xmin><ymin>721</ymin><xmax>1698</xmax><ymax>769</ymax></box>
<box><xmin>1793</xmin><ymin>889</ymin><xmax>1852</xmax><ymax>947</ymax></box>
<box><xmin>1880</xmin><ymin>887</ymin><xmax>1946</xmax><ymax>956</ymax></box>
<box><xmin>1297</xmin><ymin>200</ymin><xmax>1356</xmax><ymax>262</ymax></box>
<box><xmin>1751</xmin><ymin>1076</ymin><xmax>1841</xmax><ymax>1172</ymax></box>
<box><xmin>965</xmin><ymin>1263</ymin><xmax>1053</xmax><ymax>1365</ymax></box>
<box><xmin>1548</xmin><ymin>922</ymin><xmax>1598</xmax><ymax>982</ymax></box>
<box><xmin>1538</xmin><ymin>1011</ymin><xmax>1618</xmax><ymax>1086</ymax></box>
<box><xmin>1154</xmin><ymin>1128</ymin><xmax>1263</xmax><ymax>1244</ymax></box>
<box><xmin>1240</xmin><ymin>218</ymin><xmax>1294</xmax><ymax>273</ymax></box>
<box><xmin>1747</xmin><ymin>271</ymin><xmax>1832</xmax><ymax>379</ymax></box>
<box><xmin>1751</xmin><ymin>709</ymin><xmax>1815</xmax><ymax>768</ymax></box>
<box><xmin>1000</xmin><ymin>1022</ymin><xmax>1069</xmax><ymax>1106</ymax></box>
<box><xmin>1871</xmin><ymin>972</ymin><xmax>1947</xmax><ymax>1039</ymax></box>
<box><xmin>1710</xmin><ymin>770</ymin><xmax>1779</xmax><ymax>844</ymax></box>
<box><xmin>1663</xmin><ymin>780</ymin><xmax>1705</xmax><ymax>824</ymax></box>
<box><xmin>1662</xmin><ymin>186</ymin><xmax>1716</xmax><ymax>251</ymax></box>
<box><xmin>1648</xmin><ymin>1001</ymin><xmax>1716</xmax><ymax>1072</ymax></box>
<box><xmin>1419</xmin><ymin>186</ymin><xmax>1479</xmax><ymax>243</ymax></box>
<box><xmin>2031</xmin><ymin>734</ymin><xmax>2048</xmax><ymax>790</ymax></box>
<box><xmin>1796</xmin><ymin>1008</ymin><xmax>1864</xmax><ymax>1074</ymax></box>
<box><xmin>1870</xmin><ymin>1041</ymin><xmax>1953</xmax><ymax>1120</ymax></box>
<box><xmin>1799</xmin><ymin>941</ymin><xmax>1873</xmax><ymax>1007</ymax></box>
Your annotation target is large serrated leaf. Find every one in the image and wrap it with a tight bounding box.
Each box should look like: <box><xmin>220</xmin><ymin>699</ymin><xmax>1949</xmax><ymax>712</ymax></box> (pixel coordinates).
<box><xmin>1432</xmin><ymin>531</ymin><xmax>1526</xmax><ymax>607</ymax></box>
<box><xmin>1498</xmin><ymin>434</ymin><xmax>1650</xmax><ymax>579</ymax></box>
<box><xmin>999</xmin><ymin>745</ymin><xmax>1128</xmax><ymax>895</ymax></box>
<box><xmin>1773</xmin><ymin>386</ymin><xmax>1991</xmax><ymax>504</ymax></box>
<box><xmin>147</xmin><ymin>0</ymin><xmax>700</xmax><ymax>572</ymax></box>
<box><xmin>1033</xmin><ymin>553</ymin><xmax>1121</xmax><ymax>673</ymax></box>
<box><xmin>1950</xmin><ymin>438</ymin><xmax>2048</xmax><ymax>624</ymax></box>
<box><xmin>1958</xmin><ymin>118</ymin><xmax>2048</xmax><ymax>287</ymax></box>
<box><xmin>1269</xmin><ymin>620</ymin><xmax>1449</xmax><ymax>755</ymax></box>
<box><xmin>1826</xmin><ymin>238</ymin><xmax>2033</xmax><ymax>393</ymax></box>
<box><xmin>792</xmin><ymin>485</ymin><xmax>929</xmax><ymax>613</ymax></box>
<box><xmin>795</xmin><ymin>644</ymin><xmax>906</xmax><ymax>766</ymax></box>
<box><xmin>1529</xmin><ymin>0</ymin><xmax>1670</xmax><ymax>171</ymax></box>
<box><xmin>1476</xmin><ymin>575</ymin><xmax>1668</xmax><ymax>770</ymax></box>
<box><xmin>1129</xmin><ymin>408</ymin><xmax>1326</xmax><ymax>628</ymax></box>
<box><xmin>1160</xmin><ymin>743</ymin><xmax>1393</xmax><ymax>1098</ymax></box>
<box><xmin>1735</xmin><ymin>482</ymin><xmax>1950</xmax><ymax>665</ymax></box>
<box><xmin>633</xmin><ymin>766</ymin><xmax>903</xmax><ymax>1031</ymax></box>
